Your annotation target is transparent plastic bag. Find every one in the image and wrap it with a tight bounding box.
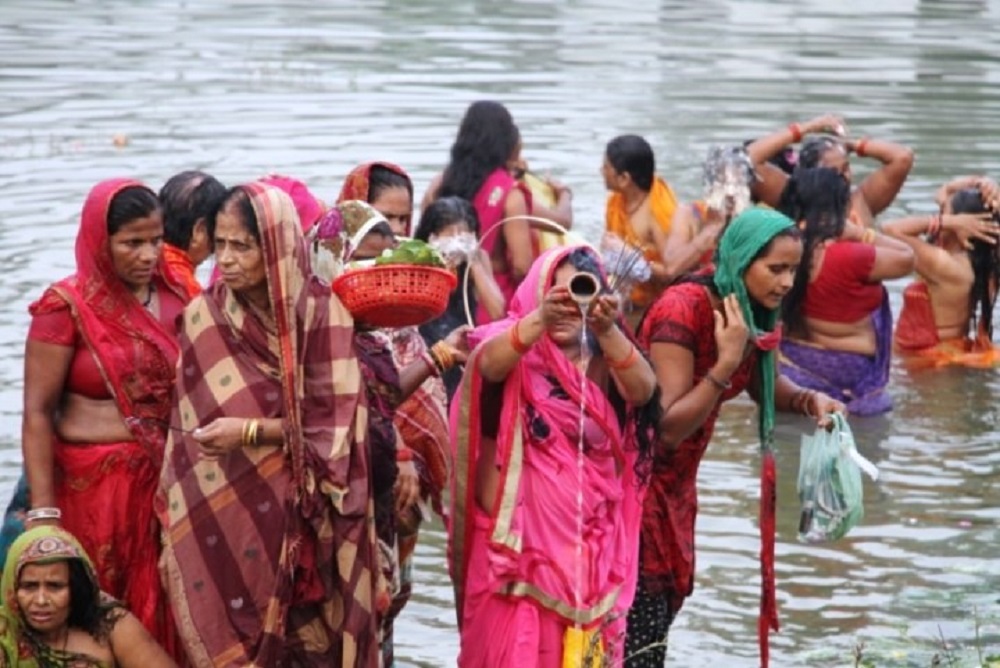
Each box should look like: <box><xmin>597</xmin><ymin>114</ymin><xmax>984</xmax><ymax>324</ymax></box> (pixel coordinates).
<box><xmin>797</xmin><ymin>412</ymin><xmax>879</xmax><ymax>542</ymax></box>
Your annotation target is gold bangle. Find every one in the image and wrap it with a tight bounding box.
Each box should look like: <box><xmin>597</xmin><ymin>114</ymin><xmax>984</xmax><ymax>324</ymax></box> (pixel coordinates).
<box><xmin>431</xmin><ymin>341</ymin><xmax>456</xmax><ymax>371</ymax></box>
<box><xmin>861</xmin><ymin>229</ymin><xmax>877</xmax><ymax>244</ymax></box>
<box><xmin>249</xmin><ymin>419</ymin><xmax>260</xmax><ymax>447</ymax></box>
<box><xmin>241</xmin><ymin>419</ymin><xmax>251</xmax><ymax>448</ymax></box>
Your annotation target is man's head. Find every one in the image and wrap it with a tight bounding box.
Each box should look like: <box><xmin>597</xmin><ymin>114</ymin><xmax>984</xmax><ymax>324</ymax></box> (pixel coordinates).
<box><xmin>159</xmin><ymin>170</ymin><xmax>227</xmax><ymax>266</ymax></box>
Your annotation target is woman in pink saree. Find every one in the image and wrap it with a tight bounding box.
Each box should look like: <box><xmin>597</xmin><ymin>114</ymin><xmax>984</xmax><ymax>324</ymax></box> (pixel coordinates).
<box><xmin>449</xmin><ymin>245</ymin><xmax>657</xmax><ymax>667</ymax></box>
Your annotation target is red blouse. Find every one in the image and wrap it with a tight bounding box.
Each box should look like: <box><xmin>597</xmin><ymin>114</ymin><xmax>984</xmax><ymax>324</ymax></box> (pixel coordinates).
<box><xmin>27</xmin><ymin>292</ymin><xmax>186</xmax><ymax>400</ymax></box>
<box><xmin>802</xmin><ymin>241</ymin><xmax>880</xmax><ymax>322</ymax></box>
<box><xmin>638</xmin><ymin>281</ymin><xmax>756</xmax><ymax>599</ymax></box>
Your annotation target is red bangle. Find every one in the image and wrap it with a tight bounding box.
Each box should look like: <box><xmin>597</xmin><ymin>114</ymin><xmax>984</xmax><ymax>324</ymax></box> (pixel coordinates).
<box><xmin>509</xmin><ymin>321</ymin><xmax>530</xmax><ymax>355</ymax></box>
<box><xmin>396</xmin><ymin>448</ymin><xmax>415</xmax><ymax>462</ymax></box>
<box><xmin>788</xmin><ymin>122</ymin><xmax>803</xmax><ymax>143</ymax></box>
<box><xmin>855</xmin><ymin>137</ymin><xmax>869</xmax><ymax>158</ymax></box>
<box><xmin>927</xmin><ymin>213</ymin><xmax>942</xmax><ymax>237</ymax></box>
<box><xmin>606</xmin><ymin>344</ymin><xmax>639</xmax><ymax>370</ymax></box>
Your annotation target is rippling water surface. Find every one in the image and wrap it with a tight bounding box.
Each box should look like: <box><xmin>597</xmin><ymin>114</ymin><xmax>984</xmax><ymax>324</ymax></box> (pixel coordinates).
<box><xmin>2</xmin><ymin>1</ymin><xmax>1000</xmax><ymax>665</ymax></box>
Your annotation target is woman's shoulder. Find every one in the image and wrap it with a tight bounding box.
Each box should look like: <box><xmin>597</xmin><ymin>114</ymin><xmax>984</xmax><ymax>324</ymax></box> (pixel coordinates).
<box><xmin>28</xmin><ymin>279</ymin><xmax>77</xmax><ymax>317</ymax></box>
<box><xmin>640</xmin><ymin>281</ymin><xmax>714</xmax><ymax>346</ymax></box>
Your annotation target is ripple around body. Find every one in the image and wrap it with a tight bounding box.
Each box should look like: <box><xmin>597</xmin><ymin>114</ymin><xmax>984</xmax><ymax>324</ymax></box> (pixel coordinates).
<box><xmin>2</xmin><ymin>0</ymin><xmax>1000</xmax><ymax>665</ymax></box>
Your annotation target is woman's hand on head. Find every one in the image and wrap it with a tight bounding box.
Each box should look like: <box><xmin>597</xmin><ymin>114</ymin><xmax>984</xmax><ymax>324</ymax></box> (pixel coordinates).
<box><xmin>192</xmin><ymin>418</ymin><xmax>246</xmax><ymax>459</ymax></box>
<box><xmin>587</xmin><ymin>294</ymin><xmax>620</xmax><ymax>336</ymax></box>
<box><xmin>713</xmin><ymin>294</ymin><xmax>749</xmax><ymax>371</ymax></box>
<box><xmin>947</xmin><ymin>212</ymin><xmax>999</xmax><ymax>249</ymax></box>
<box><xmin>803</xmin><ymin>113</ymin><xmax>847</xmax><ymax>137</ymax></box>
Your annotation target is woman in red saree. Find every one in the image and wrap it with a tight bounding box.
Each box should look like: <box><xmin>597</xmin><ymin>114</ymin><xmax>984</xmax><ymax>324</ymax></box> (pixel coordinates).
<box><xmin>449</xmin><ymin>244</ymin><xmax>657</xmax><ymax>667</ymax></box>
<box><xmin>17</xmin><ymin>179</ymin><xmax>189</xmax><ymax>658</ymax></box>
<box><xmin>157</xmin><ymin>184</ymin><xmax>379</xmax><ymax>667</ymax></box>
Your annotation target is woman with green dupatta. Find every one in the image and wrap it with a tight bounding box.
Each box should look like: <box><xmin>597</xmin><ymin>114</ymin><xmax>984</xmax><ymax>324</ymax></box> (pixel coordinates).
<box><xmin>0</xmin><ymin>525</ymin><xmax>175</xmax><ymax>667</ymax></box>
<box><xmin>626</xmin><ymin>207</ymin><xmax>844</xmax><ymax>667</ymax></box>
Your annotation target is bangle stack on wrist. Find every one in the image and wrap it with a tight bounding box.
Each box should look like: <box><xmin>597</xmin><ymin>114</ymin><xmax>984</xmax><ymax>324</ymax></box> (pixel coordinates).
<box><xmin>428</xmin><ymin>341</ymin><xmax>456</xmax><ymax>374</ymax></box>
<box><xmin>792</xmin><ymin>388</ymin><xmax>817</xmax><ymax>417</ymax></box>
<box><xmin>508</xmin><ymin>320</ymin><xmax>530</xmax><ymax>355</ymax></box>
<box><xmin>242</xmin><ymin>418</ymin><xmax>260</xmax><ymax>448</ymax></box>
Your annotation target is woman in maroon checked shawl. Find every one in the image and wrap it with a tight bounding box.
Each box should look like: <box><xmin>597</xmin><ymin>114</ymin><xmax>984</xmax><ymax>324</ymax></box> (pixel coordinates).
<box><xmin>157</xmin><ymin>184</ymin><xmax>379</xmax><ymax>667</ymax></box>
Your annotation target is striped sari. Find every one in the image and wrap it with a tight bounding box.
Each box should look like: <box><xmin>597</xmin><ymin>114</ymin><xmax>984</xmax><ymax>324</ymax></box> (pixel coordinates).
<box><xmin>157</xmin><ymin>184</ymin><xmax>379</xmax><ymax>667</ymax></box>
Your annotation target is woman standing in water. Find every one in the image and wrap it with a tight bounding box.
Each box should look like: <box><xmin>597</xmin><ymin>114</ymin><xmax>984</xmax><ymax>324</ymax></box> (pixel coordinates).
<box><xmin>450</xmin><ymin>245</ymin><xmax>656</xmax><ymax>667</ymax></box>
<box><xmin>12</xmin><ymin>179</ymin><xmax>188</xmax><ymax>657</ymax></box>
<box><xmin>627</xmin><ymin>207</ymin><xmax>843</xmax><ymax>668</ymax></box>
<box><xmin>423</xmin><ymin>100</ymin><xmax>574</xmax><ymax>321</ymax></box>
<box><xmin>777</xmin><ymin>167</ymin><xmax>914</xmax><ymax>415</ymax></box>
<box><xmin>159</xmin><ymin>184</ymin><xmax>378</xmax><ymax>667</ymax></box>
<box><xmin>886</xmin><ymin>177</ymin><xmax>1000</xmax><ymax>366</ymax></box>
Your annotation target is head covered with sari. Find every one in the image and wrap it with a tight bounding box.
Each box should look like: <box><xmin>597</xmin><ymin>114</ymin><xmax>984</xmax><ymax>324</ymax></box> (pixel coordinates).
<box><xmin>711</xmin><ymin>205</ymin><xmax>796</xmax><ymax>666</ymax></box>
<box><xmin>309</xmin><ymin>200</ymin><xmax>393</xmax><ymax>283</ymax></box>
<box><xmin>0</xmin><ymin>526</ymin><xmax>122</xmax><ymax>668</ymax></box>
<box><xmin>30</xmin><ymin>178</ymin><xmax>188</xmax><ymax>451</ymax></box>
<box><xmin>450</xmin><ymin>245</ymin><xmax>644</xmax><ymax>644</ymax></box>
<box><xmin>159</xmin><ymin>183</ymin><xmax>379</xmax><ymax>667</ymax></box>
<box><xmin>337</xmin><ymin>162</ymin><xmax>414</xmax><ymax>235</ymax></box>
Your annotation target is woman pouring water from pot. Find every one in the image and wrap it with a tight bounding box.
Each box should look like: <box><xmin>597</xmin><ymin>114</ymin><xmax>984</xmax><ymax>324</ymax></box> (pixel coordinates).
<box><xmin>449</xmin><ymin>244</ymin><xmax>657</xmax><ymax>667</ymax></box>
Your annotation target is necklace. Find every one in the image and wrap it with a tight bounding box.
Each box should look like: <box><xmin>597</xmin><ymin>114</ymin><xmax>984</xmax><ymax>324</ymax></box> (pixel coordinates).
<box><xmin>141</xmin><ymin>284</ymin><xmax>155</xmax><ymax>308</ymax></box>
<box><xmin>625</xmin><ymin>192</ymin><xmax>649</xmax><ymax>217</ymax></box>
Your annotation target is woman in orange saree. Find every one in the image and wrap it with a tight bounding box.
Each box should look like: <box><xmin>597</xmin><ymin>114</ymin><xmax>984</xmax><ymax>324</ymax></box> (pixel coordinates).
<box><xmin>14</xmin><ymin>179</ymin><xmax>190</xmax><ymax>659</ymax></box>
<box><xmin>157</xmin><ymin>184</ymin><xmax>379</xmax><ymax>667</ymax></box>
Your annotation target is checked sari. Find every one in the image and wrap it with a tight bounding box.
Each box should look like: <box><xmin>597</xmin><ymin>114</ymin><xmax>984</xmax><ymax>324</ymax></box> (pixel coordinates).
<box><xmin>157</xmin><ymin>184</ymin><xmax>380</xmax><ymax>667</ymax></box>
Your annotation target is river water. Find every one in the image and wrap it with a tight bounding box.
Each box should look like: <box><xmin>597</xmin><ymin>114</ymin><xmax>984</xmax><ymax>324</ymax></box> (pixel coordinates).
<box><xmin>2</xmin><ymin>1</ymin><xmax>1000</xmax><ymax>666</ymax></box>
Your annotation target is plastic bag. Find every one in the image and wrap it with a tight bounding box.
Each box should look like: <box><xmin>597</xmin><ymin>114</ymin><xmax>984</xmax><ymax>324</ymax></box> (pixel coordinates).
<box><xmin>797</xmin><ymin>412</ymin><xmax>879</xmax><ymax>542</ymax></box>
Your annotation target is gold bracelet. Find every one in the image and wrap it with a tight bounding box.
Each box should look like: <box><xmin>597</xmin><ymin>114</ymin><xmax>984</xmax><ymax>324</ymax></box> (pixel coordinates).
<box><xmin>861</xmin><ymin>228</ymin><xmax>877</xmax><ymax>244</ymax></box>
<box><xmin>248</xmin><ymin>419</ymin><xmax>260</xmax><ymax>447</ymax></box>
<box><xmin>241</xmin><ymin>419</ymin><xmax>252</xmax><ymax>448</ymax></box>
<box><xmin>431</xmin><ymin>341</ymin><xmax>456</xmax><ymax>371</ymax></box>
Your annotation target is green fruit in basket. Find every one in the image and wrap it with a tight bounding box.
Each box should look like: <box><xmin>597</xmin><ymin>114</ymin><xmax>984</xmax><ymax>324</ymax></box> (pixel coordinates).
<box><xmin>373</xmin><ymin>239</ymin><xmax>445</xmax><ymax>268</ymax></box>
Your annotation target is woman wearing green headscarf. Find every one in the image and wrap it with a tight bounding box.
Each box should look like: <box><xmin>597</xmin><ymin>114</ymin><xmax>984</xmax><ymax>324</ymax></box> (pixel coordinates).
<box><xmin>0</xmin><ymin>526</ymin><xmax>176</xmax><ymax>667</ymax></box>
<box><xmin>624</xmin><ymin>207</ymin><xmax>844</xmax><ymax>668</ymax></box>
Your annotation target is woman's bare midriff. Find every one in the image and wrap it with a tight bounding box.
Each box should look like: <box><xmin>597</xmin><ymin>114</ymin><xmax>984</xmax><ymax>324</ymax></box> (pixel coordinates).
<box><xmin>798</xmin><ymin>315</ymin><xmax>877</xmax><ymax>356</ymax></box>
<box><xmin>56</xmin><ymin>392</ymin><xmax>133</xmax><ymax>444</ymax></box>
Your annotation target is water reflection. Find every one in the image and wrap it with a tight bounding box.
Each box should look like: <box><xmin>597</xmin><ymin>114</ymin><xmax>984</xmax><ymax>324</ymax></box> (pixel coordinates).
<box><xmin>1</xmin><ymin>0</ymin><xmax>1000</xmax><ymax>665</ymax></box>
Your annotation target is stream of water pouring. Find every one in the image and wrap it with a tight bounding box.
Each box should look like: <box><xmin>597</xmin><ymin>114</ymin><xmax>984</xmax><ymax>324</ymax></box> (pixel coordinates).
<box><xmin>573</xmin><ymin>302</ymin><xmax>591</xmax><ymax>664</ymax></box>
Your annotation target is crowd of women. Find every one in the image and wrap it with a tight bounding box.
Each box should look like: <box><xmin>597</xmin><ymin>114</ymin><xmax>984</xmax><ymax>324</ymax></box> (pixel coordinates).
<box><xmin>0</xmin><ymin>99</ymin><xmax>996</xmax><ymax>668</ymax></box>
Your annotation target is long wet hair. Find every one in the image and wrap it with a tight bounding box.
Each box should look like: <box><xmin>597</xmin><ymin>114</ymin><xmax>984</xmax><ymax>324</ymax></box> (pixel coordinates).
<box><xmin>777</xmin><ymin>167</ymin><xmax>852</xmax><ymax>336</ymax></box>
<box><xmin>950</xmin><ymin>188</ymin><xmax>1000</xmax><ymax>340</ymax></box>
<box><xmin>439</xmin><ymin>101</ymin><xmax>520</xmax><ymax>202</ymax></box>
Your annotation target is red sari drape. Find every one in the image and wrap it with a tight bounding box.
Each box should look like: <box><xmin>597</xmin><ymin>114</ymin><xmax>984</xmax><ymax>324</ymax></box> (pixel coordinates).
<box><xmin>28</xmin><ymin>178</ymin><xmax>190</xmax><ymax>659</ymax></box>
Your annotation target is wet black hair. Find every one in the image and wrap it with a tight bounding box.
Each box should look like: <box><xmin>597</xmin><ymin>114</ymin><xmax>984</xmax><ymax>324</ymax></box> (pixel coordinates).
<box><xmin>951</xmin><ymin>188</ymin><xmax>1000</xmax><ymax>340</ymax></box>
<box><xmin>208</xmin><ymin>186</ymin><xmax>260</xmax><ymax>245</ymax></box>
<box><xmin>414</xmin><ymin>196</ymin><xmax>480</xmax><ymax>241</ymax></box>
<box><xmin>106</xmin><ymin>185</ymin><xmax>160</xmax><ymax>236</ymax></box>
<box><xmin>605</xmin><ymin>135</ymin><xmax>655</xmax><ymax>192</ymax></box>
<box><xmin>439</xmin><ymin>101</ymin><xmax>520</xmax><ymax>202</ymax></box>
<box><xmin>777</xmin><ymin>167</ymin><xmax>851</xmax><ymax>335</ymax></box>
<box><xmin>797</xmin><ymin>135</ymin><xmax>841</xmax><ymax>171</ymax></box>
<box><xmin>159</xmin><ymin>170</ymin><xmax>227</xmax><ymax>250</ymax></box>
<box><xmin>368</xmin><ymin>165</ymin><xmax>413</xmax><ymax>205</ymax></box>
